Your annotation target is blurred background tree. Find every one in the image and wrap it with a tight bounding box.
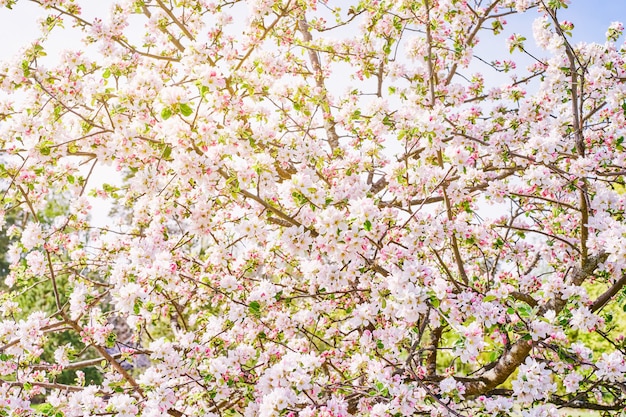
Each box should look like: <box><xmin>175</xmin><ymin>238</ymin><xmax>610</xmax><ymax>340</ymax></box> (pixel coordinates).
<box><xmin>0</xmin><ymin>200</ymin><xmax>104</xmax><ymax>387</ymax></box>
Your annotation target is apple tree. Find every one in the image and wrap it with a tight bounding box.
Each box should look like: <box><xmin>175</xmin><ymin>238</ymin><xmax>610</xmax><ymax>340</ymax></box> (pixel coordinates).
<box><xmin>0</xmin><ymin>0</ymin><xmax>625</xmax><ymax>416</ymax></box>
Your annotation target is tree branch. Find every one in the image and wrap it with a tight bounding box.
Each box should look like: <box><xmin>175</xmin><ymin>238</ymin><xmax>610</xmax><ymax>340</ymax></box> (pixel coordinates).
<box><xmin>591</xmin><ymin>273</ymin><xmax>626</xmax><ymax>313</ymax></box>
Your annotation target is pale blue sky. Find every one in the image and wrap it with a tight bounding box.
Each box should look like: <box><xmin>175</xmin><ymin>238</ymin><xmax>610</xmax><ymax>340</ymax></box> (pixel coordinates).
<box><xmin>0</xmin><ymin>1</ymin><xmax>109</xmax><ymax>59</ymax></box>
<box><xmin>560</xmin><ymin>0</ymin><xmax>626</xmax><ymax>43</ymax></box>
<box><xmin>500</xmin><ymin>1</ymin><xmax>626</xmax><ymax>47</ymax></box>
<box><xmin>0</xmin><ymin>1</ymin><xmax>624</xmax><ymax>63</ymax></box>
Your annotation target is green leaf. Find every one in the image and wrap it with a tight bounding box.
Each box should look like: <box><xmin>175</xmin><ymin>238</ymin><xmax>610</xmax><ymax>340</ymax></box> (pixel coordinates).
<box><xmin>291</xmin><ymin>191</ymin><xmax>308</xmax><ymax>206</ymax></box>
<box><xmin>21</xmin><ymin>60</ymin><xmax>30</xmax><ymax>77</ymax></box>
<box><xmin>105</xmin><ymin>331</ymin><xmax>117</xmax><ymax>348</ymax></box>
<box><xmin>33</xmin><ymin>43</ymin><xmax>46</xmax><ymax>57</ymax></box>
<box><xmin>33</xmin><ymin>403</ymin><xmax>62</xmax><ymax>417</ymax></box>
<box><xmin>161</xmin><ymin>107</ymin><xmax>172</xmax><ymax>120</ymax></box>
<box><xmin>103</xmin><ymin>68</ymin><xmax>111</xmax><ymax>79</ymax></box>
<box><xmin>364</xmin><ymin>219</ymin><xmax>372</xmax><ymax>231</ymax></box>
<box><xmin>179</xmin><ymin>103</ymin><xmax>193</xmax><ymax>117</ymax></box>
<box><xmin>518</xmin><ymin>304</ymin><xmax>532</xmax><ymax>318</ymax></box>
<box><xmin>38</xmin><ymin>140</ymin><xmax>54</xmax><ymax>156</ymax></box>
<box><xmin>249</xmin><ymin>301</ymin><xmax>261</xmax><ymax>318</ymax></box>
<box><xmin>492</xmin><ymin>20</ymin><xmax>503</xmax><ymax>35</ymax></box>
<box><xmin>133</xmin><ymin>298</ymin><xmax>143</xmax><ymax>315</ymax></box>
<box><xmin>162</xmin><ymin>145</ymin><xmax>172</xmax><ymax>159</ymax></box>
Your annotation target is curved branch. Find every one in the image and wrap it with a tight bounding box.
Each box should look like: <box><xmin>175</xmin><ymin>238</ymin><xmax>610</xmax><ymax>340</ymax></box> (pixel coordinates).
<box><xmin>462</xmin><ymin>252</ymin><xmax>607</xmax><ymax>396</ymax></box>
<box><xmin>591</xmin><ymin>273</ymin><xmax>626</xmax><ymax>313</ymax></box>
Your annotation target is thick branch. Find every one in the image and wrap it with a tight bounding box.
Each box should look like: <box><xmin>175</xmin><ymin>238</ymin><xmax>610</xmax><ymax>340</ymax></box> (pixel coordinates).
<box><xmin>425</xmin><ymin>325</ymin><xmax>442</xmax><ymax>376</ymax></box>
<box><xmin>463</xmin><ymin>252</ymin><xmax>607</xmax><ymax>396</ymax></box>
<box><xmin>297</xmin><ymin>18</ymin><xmax>340</xmax><ymax>152</ymax></box>
<box><xmin>591</xmin><ymin>273</ymin><xmax>626</xmax><ymax>313</ymax></box>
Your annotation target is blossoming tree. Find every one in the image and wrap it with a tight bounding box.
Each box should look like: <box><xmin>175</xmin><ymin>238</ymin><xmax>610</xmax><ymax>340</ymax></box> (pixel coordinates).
<box><xmin>1</xmin><ymin>0</ymin><xmax>626</xmax><ymax>415</ymax></box>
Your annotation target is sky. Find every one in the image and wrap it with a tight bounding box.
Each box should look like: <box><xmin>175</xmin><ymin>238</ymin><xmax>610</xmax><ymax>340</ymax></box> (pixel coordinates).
<box><xmin>1</xmin><ymin>1</ymin><xmax>625</xmax><ymax>59</ymax></box>
<box><xmin>558</xmin><ymin>0</ymin><xmax>626</xmax><ymax>44</ymax></box>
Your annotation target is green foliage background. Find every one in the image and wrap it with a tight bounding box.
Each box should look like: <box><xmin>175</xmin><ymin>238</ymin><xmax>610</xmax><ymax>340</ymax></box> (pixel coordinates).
<box><xmin>0</xmin><ymin>201</ymin><xmax>103</xmax><ymax>387</ymax></box>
